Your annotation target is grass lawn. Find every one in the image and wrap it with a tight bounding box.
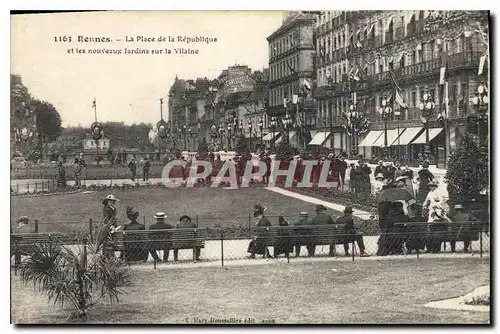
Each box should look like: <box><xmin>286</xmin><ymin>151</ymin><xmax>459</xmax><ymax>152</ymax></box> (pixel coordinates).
<box><xmin>11</xmin><ymin>187</ymin><xmax>365</xmax><ymax>233</ymax></box>
<box><xmin>11</xmin><ymin>257</ymin><xmax>490</xmax><ymax>324</ymax></box>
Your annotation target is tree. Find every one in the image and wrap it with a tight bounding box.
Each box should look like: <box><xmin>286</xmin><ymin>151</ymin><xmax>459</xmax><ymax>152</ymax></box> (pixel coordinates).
<box><xmin>32</xmin><ymin>100</ymin><xmax>62</xmax><ymax>142</ymax></box>
<box><xmin>235</xmin><ymin>135</ymin><xmax>250</xmax><ymax>157</ymax></box>
<box><xmin>197</xmin><ymin>136</ymin><xmax>209</xmax><ymax>159</ymax></box>
<box><xmin>18</xmin><ymin>237</ymin><xmax>131</xmax><ymax>322</ymax></box>
<box><xmin>445</xmin><ymin>133</ymin><xmax>489</xmax><ymax>198</ymax></box>
<box><xmin>276</xmin><ymin>140</ymin><xmax>294</xmax><ymax>162</ymax></box>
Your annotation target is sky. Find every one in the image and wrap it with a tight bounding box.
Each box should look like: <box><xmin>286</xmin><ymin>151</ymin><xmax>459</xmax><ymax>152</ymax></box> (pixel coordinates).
<box><xmin>11</xmin><ymin>11</ymin><xmax>284</xmax><ymax>127</ymax></box>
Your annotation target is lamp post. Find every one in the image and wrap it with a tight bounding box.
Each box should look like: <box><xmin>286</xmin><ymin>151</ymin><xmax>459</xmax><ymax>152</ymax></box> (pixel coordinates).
<box><xmin>343</xmin><ymin>102</ymin><xmax>369</xmax><ymax>158</ymax></box>
<box><xmin>227</xmin><ymin>123</ymin><xmax>232</xmax><ymax>150</ymax></box>
<box><xmin>471</xmin><ymin>82</ymin><xmax>489</xmax><ymax>148</ymax></box>
<box><xmin>247</xmin><ymin>119</ymin><xmax>253</xmax><ymax>153</ymax></box>
<box><xmin>283</xmin><ymin>112</ymin><xmax>293</xmax><ymax>145</ymax></box>
<box><xmin>238</xmin><ymin>120</ymin><xmax>244</xmax><ymax>137</ymax></box>
<box><xmin>394</xmin><ymin>108</ymin><xmax>401</xmax><ymax>162</ymax></box>
<box><xmin>218</xmin><ymin>124</ymin><xmax>224</xmax><ymax>149</ymax></box>
<box><xmin>258</xmin><ymin>118</ymin><xmax>263</xmax><ymax>153</ymax></box>
<box><xmin>270</xmin><ymin>116</ymin><xmax>277</xmax><ymax>153</ymax></box>
<box><xmin>182</xmin><ymin>124</ymin><xmax>187</xmax><ymax>150</ymax></box>
<box><xmin>419</xmin><ymin>87</ymin><xmax>436</xmax><ymax>159</ymax></box>
<box><xmin>378</xmin><ymin>95</ymin><xmax>393</xmax><ymax>159</ymax></box>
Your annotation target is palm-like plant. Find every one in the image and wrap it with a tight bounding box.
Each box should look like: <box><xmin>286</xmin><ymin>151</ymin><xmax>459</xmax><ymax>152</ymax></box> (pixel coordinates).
<box><xmin>18</xmin><ymin>226</ymin><xmax>131</xmax><ymax>322</ymax></box>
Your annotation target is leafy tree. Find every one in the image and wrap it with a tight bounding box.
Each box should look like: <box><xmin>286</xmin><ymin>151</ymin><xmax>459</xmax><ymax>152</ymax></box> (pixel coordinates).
<box><xmin>197</xmin><ymin>136</ymin><xmax>209</xmax><ymax>159</ymax></box>
<box><xmin>18</xmin><ymin>236</ymin><xmax>131</xmax><ymax>322</ymax></box>
<box><xmin>32</xmin><ymin>100</ymin><xmax>62</xmax><ymax>142</ymax></box>
<box><xmin>276</xmin><ymin>140</ymin><xmax>294</xmax><ymax>162</ymax></box>
<box><xmin>235</xmin><ymin>135</ymin><xmax>250</xmax><ymax>157</ymax></box>
<box><xmin>445</xmin><ymin>133</ymin><xmax>489</xmax><ymax>197</ymax></box>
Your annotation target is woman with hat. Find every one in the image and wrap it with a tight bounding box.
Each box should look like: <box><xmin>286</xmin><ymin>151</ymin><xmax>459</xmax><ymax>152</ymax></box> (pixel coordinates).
<box><xmin>247</xmin><ymin>204</ymin><xmax>272</xmax><ymax>259</ymax></box>
<box><xmin>416</xmin><ymin>161</ymin><xmax>434</xmax><ymax>204</ymax></box>
<box><xmin>423</xmin><ymin>181</ymin><xmax>444</xmax><ymax>222</ymax></box>
<box><xmin>373</xmin><ymin>173</ymin><xmax>385</xmax><ymax>195</ymax></box>
<box><xmin>102</xmin><ymin>194</ymin><xmax>120</xmax><ymax>225</ymax></box>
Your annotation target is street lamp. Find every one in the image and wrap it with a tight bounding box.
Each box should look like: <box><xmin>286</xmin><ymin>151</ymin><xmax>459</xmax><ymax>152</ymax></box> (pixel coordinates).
<box><xmin>283</xmin><ymin>112</ymin><xmax>293</xmax><ymax>145</ymax></box>
<box><xmin>472</xmin><ymin>82</ymin><xmax>489</xmax><ymax>147</ymax></box>
<box><xmin>378</xmin><ymin>96</ymin><xmax>393</xmax><ymax>159</ymax></box>
<box><xmin>226</xmin><ymin>123</ymin><xmax>232</xmax><ymax>150</ymax></box>
<box><xmin>218</xmin><ymin>124</ymin><xmax>224</xmax><ymax>149</ymax></box>
<box><xmin>247</xmin><ymin>119</ymin><xmax>253</xmax><ymax>152</ymax></box>
<box><xmin>258</xmin><ymin>118</ymin><xmax>264</xmax><ymax>152</ymax></box>
<box><xmin>238</xmin><ymin>120</ymin><xmax>244</xmax><ymax>136</ymax></box>
<box><xmin>270</xmin><ymin>116</ymin><xmax>277</xmax><ymax>152</ymax></box>
<box><xmin>182</xmin><ymin>124</ymin><xmax>188</xmax><ymax>150</ymax></box>
<box><xmin>343</xmin><ymin>102</ymin><xmax>368</xmax><ymax>157</ymax></box>
<box><xmin>418</xmin><ymin>87</ymin><xmax>436</xmax><ymax>158</ymax></box>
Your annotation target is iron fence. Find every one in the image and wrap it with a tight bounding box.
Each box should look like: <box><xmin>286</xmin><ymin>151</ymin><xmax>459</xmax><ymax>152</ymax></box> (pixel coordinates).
<box><xmin>11</xmin><ymin>223</ymin><xmax>490</xmax><ymax>272</ymax></box>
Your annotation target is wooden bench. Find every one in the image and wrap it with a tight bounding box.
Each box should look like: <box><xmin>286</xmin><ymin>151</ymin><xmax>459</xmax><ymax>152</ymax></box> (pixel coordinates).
<box><xmin>393</xmin><ymin>221</ymin><xmax>482</xmax><ymax>252</ymax></box>
<box><xmin>254</xmin><ymin>224</ymin><xmax>361</xmax><ymax>255</ymax></box>
<box><xmin>111</xmin><ymin>228</ymin><xmax>208</xmax><ymax>261</ymax></box>
<box><xmin>11</xmin><ymin>232</ymin><xmax>87</xmax><ymax>266</ymax></box>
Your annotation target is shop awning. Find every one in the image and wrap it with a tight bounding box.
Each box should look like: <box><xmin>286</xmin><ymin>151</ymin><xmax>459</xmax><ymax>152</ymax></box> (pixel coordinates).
<box><xmin>372</xmin><ymin>129</ymin><xmax>401</xmax><ymax>147</ymax></box>
<box><xmin>262</xmin><ymin>132</ymin><xmax>278</xmax><ymax>141</ymax></box>
<box><xmin>275</xmin><ymin>131</ymin><xmax>296</xmax><ymax>145</ymax></box>
<box><xmin>391</xmin><ymin>127</ymin><xmax>423</xmax><ymax>146</ymax></box>
<box><xmin>357</xmin><ymin>130</ymin><xmax>383</xmax><ymax>147</ymax></box>
<box><xmin>308</xmin><ymin>132</ymin><xmax>330</xmax><ymax>146</ymax></box>
<box><xmin>411</xmin><ymin>128</ymin><xmax>444</xmax><ymax>144</ymax></box>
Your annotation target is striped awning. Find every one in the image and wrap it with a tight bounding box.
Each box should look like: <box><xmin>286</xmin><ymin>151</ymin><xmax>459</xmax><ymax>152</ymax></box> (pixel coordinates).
<box><xmin>391</xmin><ymin>127</ymin><xmax>423</xmax><ymax>146</ymax></box>
<box><xmin>357</xmin><ymin>130</ymin><xmax>383</xmax><ymax>147</ymax></box>
<box><xmin>275</xmin><ymin>131</ymin><xmax>296</xmax><ymax>145</ymax></box>
<box><xmin>372</xmin><ymin>129</ymin><xmax>401</xmax><ymax>147</ymax></box>
<box><xmin>262</xmin><ymin>132</ymin><xmax>278</xmax><ymax>141</ymax></box>
<box><xmin>411</xmin><ymin>128</ymin><xmax>443</xmax><ymax>144</ymax></box>
<box><xmin>308</xmin><ymin>132</ymin><xmax>330</xmax><ymax>146</ymax></box>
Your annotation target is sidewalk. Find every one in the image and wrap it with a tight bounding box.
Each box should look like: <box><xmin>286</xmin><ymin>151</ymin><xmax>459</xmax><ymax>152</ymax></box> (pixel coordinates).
<box><xmin>129</xmin><ymin>252</ymin><xmax>490</xmax><ymax>272</ymax></box>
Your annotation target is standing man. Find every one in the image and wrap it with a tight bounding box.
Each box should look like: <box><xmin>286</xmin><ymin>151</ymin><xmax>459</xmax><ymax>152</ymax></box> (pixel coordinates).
<box><xmin>74</xmin><ymin>159</ymin><xmax>82</xmax><ymax>187</ymax></box>
<box><xmin>143</xmin><ymin>157</ymin><xmax>151</xmax><ymax>182</ymax></box>
<box><xmin>336</xmin><ymin>207</ymin><xmax>369</xmax><ymax>257</ymax></box>
<box><xmin>149</xmin><ymin>212</ymin><xmax>173</xmax><ymax>262</ymax></box>
<box><xmin>128</xmin><ymin>157</ymin><xmax>137</xmax><ymax>182</ymax></box>
<box><xmin>311</xmin><ymin>204</ymin><xmax>336</xmax><ymax>256</ymax></box>
<box><xmin>175</xmin><ymin>215</ymin><xmax>200</xmax><ymax>261</ymax></box>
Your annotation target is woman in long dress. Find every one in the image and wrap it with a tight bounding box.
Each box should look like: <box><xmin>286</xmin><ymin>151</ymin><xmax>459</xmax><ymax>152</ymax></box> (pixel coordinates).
<box><xmin>416</xmin><ymin>161</ymin><xmax>434</xmax><ymax>204</ymax></box>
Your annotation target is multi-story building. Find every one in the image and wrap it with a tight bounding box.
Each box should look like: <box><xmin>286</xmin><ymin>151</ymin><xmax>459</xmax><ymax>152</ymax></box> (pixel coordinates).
<box><xmin>266</xmin><ymin>11</ymin><xmax>317</xmax><ymax>150</ymax></box>
<box><xmin>313</xmin><ymin>10</ymin><xmax>489</xmax><ymax>165</ymax></box>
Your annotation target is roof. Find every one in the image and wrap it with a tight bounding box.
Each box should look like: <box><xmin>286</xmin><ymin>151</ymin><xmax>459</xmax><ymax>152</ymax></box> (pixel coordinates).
<box><xmin>267</xmin><ymin>12</ymin><xmax>316</xmax><ymax>41</ymax></box>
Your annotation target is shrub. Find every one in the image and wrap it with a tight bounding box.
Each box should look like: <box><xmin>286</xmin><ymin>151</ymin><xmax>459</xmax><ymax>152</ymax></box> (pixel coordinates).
<box><xmin>18</xmin><ymin>237</ymin><xmax>131</xmax><ymax>322</ymax></box>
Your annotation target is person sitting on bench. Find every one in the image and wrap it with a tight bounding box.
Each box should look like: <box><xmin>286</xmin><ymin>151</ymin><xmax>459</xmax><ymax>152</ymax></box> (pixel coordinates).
<box><xmin>122</xmin><ymin>206</ymin><xmax>148</xmax><ymax>262</ymax></box>
<box><xmin>149</xmin><ymin>212</ymin><xmax>173</xmax><ymax>262</ymax></box>
<box><xmin>175</xmin><ymin>215</ymin><xmax>200</xmax><ymax>261</ymax></box>
<box><xmin>336</xmin><ymin>206</ymin><xmax>369</xmax><ymax>257</ymax></box>
<box><xmin>450</xmin><ymin>204</ymin><xmax>474</xmax><ymax>253</ymax></box>
<box><xmin>247</xmin><ymin>204</ymin><xmax>272</xmax><ymax>259</ymax></box>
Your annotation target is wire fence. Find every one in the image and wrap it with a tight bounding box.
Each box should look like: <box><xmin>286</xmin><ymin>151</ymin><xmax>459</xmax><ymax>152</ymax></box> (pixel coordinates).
<box><xmin>11</xmin><ymin>222</ymin><xmax>490</xmax><ymax>271</ymax></box>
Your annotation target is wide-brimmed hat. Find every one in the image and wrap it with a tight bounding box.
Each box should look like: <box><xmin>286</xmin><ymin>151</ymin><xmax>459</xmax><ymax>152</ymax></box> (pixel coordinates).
<box><xmin>428</xmin><ymin>181</ymin><xmax>438</xmax><ymax>188</ymax></box>
<box><xmin>299</xmin><ymin>212</ymin><xmax>309</xmax><ymax>217</ymax></box>
<box><xmin>253</xmin><ymin>204</ymin><xmax>266</xmax><ymax>217</ymax></box>
<box><xmin>179</xmin><ymin>215</ymin><xmax>192</xmax><ymax>222</ymax></box>
<box><xmin>316</xmin><ymin>204</ymin><xmax>327</xmax><ymax>212</ymax></box>
<box><xmin>344</xmin><ymin>206</ymin><xmax>354</xmax><ymax>214</ymax></box>
<box><xmin>378</xmin><ymin>160</ymin><xmax>383</xmax><ymax>164</ymax></box>
<box><xmin>395</xmin><ymin>176</ymin><xmax>407</xmax><ymax>183</ymax></box>
<box><xmin>454</xmin><ymin>204</ymin><xmax>464</xmax><ymax>211</ymax></box>
<box><xmin>375</xmin><ymin>173</ymin><xmax>384</xmax><ymax>180</ymax></box>
<box><xmin>154</xmin><ymin>212</ymin><xmax>166</xmax><ymax>219</ymax></box>
<box><xmin>105</xmin><ymin>194</ymin><xmax>120</xmax><ymax>202</ymax></box>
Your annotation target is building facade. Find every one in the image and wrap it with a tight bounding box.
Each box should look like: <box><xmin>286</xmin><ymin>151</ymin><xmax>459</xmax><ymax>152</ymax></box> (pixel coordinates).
<box><xmin>266</xmin><ymin>11</ymin><xmax>317</xmax><ymax>150</ymax></box>
<box><xmin>313</xmin><ymin>10</ymin><xmax>489</xmax><ymax>165</ymax></box>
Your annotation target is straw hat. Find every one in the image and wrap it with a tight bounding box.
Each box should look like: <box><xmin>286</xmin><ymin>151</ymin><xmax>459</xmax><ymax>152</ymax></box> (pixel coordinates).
<box><xmin>154</xmin><ymin>212</ymin><xmax>166</xmax><ymax>219</ymax></box>
<box><xmin>375</xmin><ymin>173</ymin><xmax>384</xmax><ymax>180</ymax></box>
<box><xmin>105</xmin><ymin>194</ymin><xmax>120</xmax><ymax>202</ymax></box>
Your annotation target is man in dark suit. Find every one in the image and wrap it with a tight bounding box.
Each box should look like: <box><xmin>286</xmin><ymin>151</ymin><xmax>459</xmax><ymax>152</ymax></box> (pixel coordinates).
<box><xmin>174</xmin><ymin>215</ymin><xmax>200</xmax><ymax>261</ymax></box>
<box><xmin>122</xmin><ymin>206</ymin><xmax>148</xmax><ymax>262</ymax></box>
<box><xmin>450</xmin><ymin>204</ymin><xmax>475</xmax><ymax>253</ymax></box>
<box><xmin>294</xmin><ymin>212</ymin><xmax>314</xmax><ymax>257</ymax></box>
<box><xmin>312</xmin><ymin>204</ymin><xmax>336</xmax><ymax>256</ymax></box>
<box><xmin>336</xmin><ymin>207</ymin><xmax>369</xmax><ymax>257</ymax></box>
<box><xmin>149</xmin><ymin>212</ymin><xmax>173</xmax><ymax>262</ymax></box>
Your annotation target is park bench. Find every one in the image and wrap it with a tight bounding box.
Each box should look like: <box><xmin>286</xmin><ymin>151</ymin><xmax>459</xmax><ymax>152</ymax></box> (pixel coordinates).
<box><xmin>393</xmin><ymin>221</ymin><xmax>482</xmax><ymax>253</ymax></box>
<box><xmin>254</xmin><ymin>224</ymin><xmax>361</xmax><ymax>256</ymax></box>
<box><xmin>11</xmin><ymin>232</ymin><xmax>87</xmax><ymax>266</ymax></box>
<box><xmin>111</xmin><ymin>228</ymin><xmax>208</xmax><ymax>262</ymax></box>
